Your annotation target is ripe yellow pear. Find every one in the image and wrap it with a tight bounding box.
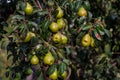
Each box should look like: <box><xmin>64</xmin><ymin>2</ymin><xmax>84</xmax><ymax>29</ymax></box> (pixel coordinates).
<box><xmin>61</xmin><ymin>71</ymin><xmax>67</xmax><ymax>79</ymax></box>
<box><xmin>90</xmin><ymin>37</ymin><xmax>95</xmax><ymax>47</ymax></box>
<box><xmin>24</xmin><ymin>2</ymin><xmax>33</xmax><ymax>15</ymax></box>
<box><xmin>47</xmin><ymin>0</ymin><xmax>54</xmax><ymax>6</ymax></box>
<box><xmin>57</xmin><ymin>18</ymin><xmax>66</xmax><ymax>29</ymax></box>
<box><xmin>30</xmin><ymin>55</ymin><xmax>39</xmax><ymax>65</ymax></box>
<box><xmin>49</xmin><ymin>22</ymin><xmax>59</xmax><ymax>33</ymax></box>
<box><xmin>43</xmin><ymin>52</ymin><xmax>55</xmax><ymax>65</ymax></box>
<box><xmin>24</xmin><ymin>32</ymin><xmax>31</xmax><ymax>42</ymax></box>
<box><xmin>81</xmin><ymin>34</ymin><xmax>91</xmax><ymax>47</ymax></box>
<box><xmin>56</xmin><ymin>6</ymin><xmax>64</xmax><ymax>18</ymax></box>
<box><xmin>52</xmin><ymin>33</ymin><xmax>62</xmax><ymax>43</ymax></box>
<box><xmin>61</xmin><ymin>34</ymin><xmax>68</xmax><ymax>44</ymax></box>
<box><xmin>49</xmin><ymin>69</ymin><xmax>58</xmax><ymax>80</ymax></box>
<box><xmin>29</xmin><ymin>32</ymin><xmax>36</xmax><ymax>37</ymax></box>
<box><xmin>78</xmin><ymin>7</ymin><xmax>87</xmax><ymax>17</ymax></box>
<box><xmin>24</xmin><ymin>31</ymin><xmax>36</xmax><ymax>42</ymax></box>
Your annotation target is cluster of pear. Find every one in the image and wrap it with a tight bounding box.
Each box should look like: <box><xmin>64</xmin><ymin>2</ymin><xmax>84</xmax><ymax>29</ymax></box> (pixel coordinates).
<box><xmin>29</xmin><ymin>51</ymin><xmax>67</xmax><ymax>80</ymax></box>
<box><xmin>23</xmin><ymin>2</ymin><xmax>36</xmax><ymax>43</ymax></box>
<box><xmin>81</xmin><ymin>34</ymin><xmax>95</xmax><ymax>47</ymax></box>
<box><xmin>49</xmin><ymin>6</ymin><xmax>68</xmax><ymax>45</ymax></box>
<box><xmin>23</xmin><ymin>3</ymin><xmax>67</xmax><ymax>80</ymax></box>
<box><xmin>77</xmin><ymin>7</ymin><xmax>95</xmax><ymax>47</ymax></box>
<box><xmin>44</xmin><ymin>51</ymin><xmax>67</xmax><ymax>80</ymax></box>
<box><xmin>47</xmin><ymin>6</ymin><xmax>68</xmax><ymax>80</ymax></box>
<box><xmin>23</xmin><ymin>2</ymin><xmax>90</xmax><ymax>80</ymax></box>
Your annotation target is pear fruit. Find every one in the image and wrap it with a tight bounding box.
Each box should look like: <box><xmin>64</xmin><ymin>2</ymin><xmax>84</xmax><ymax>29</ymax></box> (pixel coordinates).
<box><xmin>90</xmin><ymin>37</ymin><xmax>95</xmax><ymax>47</ymax></box>
<box><xmin>52</xmin><ymin>33</ymin><xmax>62</xmax><ymax>43</ymax></box>
<box><xmin>78</xmin><ymin>7</ymin><xmax>87</xmax><ymax>17</ymax></box>
<box><xmin>24</xmin><ymin>31</ymin><xmax>36</xmax><ymax>42</ymax></box>
<box><xmin>61</xmin><ymin>71</ymin><xmax>67</xmax><ymax>79</ymax></box>
<box><xmin>49</xmin><ymin>22</ymin><xmax>59</xmax><ymax>33</ymax></box>
<box><xmin>49</xmin><ymin>69</ymin><xmax>58</xmax><ymax>80</ymax></box>
<box><xmin>43</xmin><ymin>52</ymin><xmax>55</xmax><ymax>65</ymax></box>
<box><xmin>57</xmin><ymin>18</ymin><xmax>65</xmax><ymax>29</ymax></box>
<box><xmin>61</xmin><ymin>34</ymin><xmax>68</xmax><ymax>44</ymax></box>
<box><xmin>56</xmin><ymin>6</ymin><xmax>64</xmax><ymax>18</ymax></box>
<box><xmin>30</xmin><ymin>55</ymin><xmax>39</xmax><ymax>65</ymax></box>
<box><xmin>24</xmin><ymin>2</ymin><xmax>33</xmax><ymax>15</ymax></box>
<box><xmin>81</xmin><ymin>34</ymin><xmax>91</xmax><ymax>47</ymax></box>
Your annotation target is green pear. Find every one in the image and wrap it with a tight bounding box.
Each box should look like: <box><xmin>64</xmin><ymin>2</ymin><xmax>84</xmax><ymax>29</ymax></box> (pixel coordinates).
<box><xmin>81</xmin><ymin>34</ymin><xmax>91</xmax><ymax>47</ymax></box>
<box><xmin>56</xmin><ymin>6</ymin><xmax>64</xmax><ymax>18</ymax></box>
<box><xmin>49</xmin><ymin>69</ymin><xmax>58</xmax><ymax>80</ymax></box>
<box><xmin>43</xmin><ymin>52</ymin><xmax>55</xmax><ymax>65</ymax></box>
<box><xmin>24</xmin><ymin>2</ymin><xmax>33</xmax><ymax>15</ymax></box>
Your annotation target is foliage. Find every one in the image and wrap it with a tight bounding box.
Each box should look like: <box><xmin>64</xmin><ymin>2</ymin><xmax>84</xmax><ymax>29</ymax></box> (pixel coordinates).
<box><xmin>0</xmin><ymin>0</ymin><xmax>120</xmax><ymax>80</ymax></box>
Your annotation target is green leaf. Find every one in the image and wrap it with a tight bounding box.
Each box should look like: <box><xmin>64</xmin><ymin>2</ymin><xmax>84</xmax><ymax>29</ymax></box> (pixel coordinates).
<box><xmin>1</xmin><ymin>40</ymin><xmax>9</xmax><ymax>49</ymax></box>
<box><xmin>17</xmin><ymin>1</ymin><xmax>26</xmax><ymax>11</ymax></box>
<box><xmin>43</xmin><ymin>20</ymin><xmax>51</xmax><ymax>31</ymax></box>
<box><xmin>30</xmin><ymin>37</ymin><xmax>38</xmax><ymax>45</ymax></box>
<box><xmin>19</xmin><ymin>24</ymin><xmax>25</xmax><ymax>33</ymax></box>
<box><xmin>93</xmin><ymin>29</ymin><xmax>102</xmax><ymax>41</ymax></box>
<box><xmin>40</xmin><ymin>20</ymin><xmax>51</xmax><ymax>40</ymax></box>
<box><xmin>69</xmin><ymin>3</ymin><xmax>74</xmax><ymax>11</ymax></box>
<box><xmin>65</xmin><ymin>47</ymin><xmax>71</xmax><ymax>55</ymax></box>
<box><xmin>33</xmin><ymin>9</ymin><xmax>48</xmax><ymax>15</ymax></box>
<box><xmin>61</xmin><ymin>0</ymin><xmax>68</xmax><ymax>7</ymax></box>
<box><xmin>17</xmin><ymin>11</ymin><xmax>25</xmax><ymax>15</ymax></box>
<box><xmin>12</xmin><ymin>15</ymin><xmax>24</xmax><ymax>20</ymax></box>
<box><xmin>104</xmin><ymin>44</ymin><xmax>111</xmax><ymax>53</ymax></box>
<box><xmin>40</xmin><ymin>20</ymin><xmax>51</xmax><ymax>32</ymax></box>
<box><xmin>58</xmin><ymin>62</ymin><xmax>67</xmax><ymax>75</ymax></box>
<box><xmin>13</xmin><ymin>25</ymin><xmax>19</xmax><ymax>31</ymax></box>
<box><xmin>37</xmin><ymin>71</ymin><xmax>44</xmax><ymax>80</ymax></box>
<box><xmin>81</xmin><ymin>24</ymin><xmax>92</xmax><ymax>30</ymax></box>
<box><xmin>3</xmin><ymin>26</ymin><xmax>14</xmax><ymax>34</ymax></box>
<box><xmin>51</xmin><ymin>48</ymin><xmax>58</xmax><ymax>60</ymax></box>
<box><xmin>77</xmin><ymin>16</ymin><xmax>86</xmax><ymax>25</ymax></box>
<box><xmin>46</xmin><ymin>65</ymin><xmax>56</xmax><ymax>75</ymax></box>
<box><xmin>83</xmin><ymin>1</ymin><xmax>90</xmax><ymax>10</ymax></box>
<box><xmin>74</xmin><ymin>1</ymin><xmax>81</xmax><ymax>11</ymax></box>
<box><xmin>99</xmin><ymin>56</ymin><xmax>107</xmax><ymax>64</ymax></box>
<box><xmin>16</xmin><ymin>1</ymin><xmax>26</xmax><ymax>15</ymax></box>
<box><xmin>28</xmin><ymin>21</ymin><xmax>38</xmax><ymax>27</ymax></box>
<box><xmin>104</xmin><ymin>29</ymin><xmax>111</xmax><ymax>37</ymax></box>
<box><xmin>28</xmin><ymin>21</ymin><xmax>38</xmax><ymax>31</ymax></box>
<box><xmin>63</xmin><ymin>59</ymin><xmax>71</xmax><ymax>65</ymax></box>
<box><xmin>57</xmin><ymin>51</ymin><xmax>64</xmax><ymax>59</ymax></box>
<box><xmin>96</xmin><ymin>27</ymin><xmax>105</xmax><ymax>35</ymax></box>
<box><xmin>87</xmin><ymin>12</ymin><xmax>93</xmax><ymax>21</ymax></box>
<box><xmin>112</xmin><ymin>45</ymin><xmax>119</xmax><ymax>52</ymax></box>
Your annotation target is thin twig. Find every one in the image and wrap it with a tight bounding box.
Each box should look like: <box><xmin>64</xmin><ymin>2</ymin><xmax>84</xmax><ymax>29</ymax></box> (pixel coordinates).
<box><xmin>35</xmin><ymin>0</ymin><xmax>42</xmax><ymax>10</ymax></box>
<box><xmin>66</xmin><ymin>67</ymin><xmax>71</xmax><ymax>80</ymax></box>
<box><xmin>46</xmin><ymin>8</ymin><xmax>53</xmax><ymax>20</ymax></box>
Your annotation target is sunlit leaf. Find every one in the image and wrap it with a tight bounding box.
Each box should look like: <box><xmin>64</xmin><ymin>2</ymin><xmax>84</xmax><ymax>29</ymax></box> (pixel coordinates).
<box><xmin>65</xmin><ymin>47</ymin><xmax>71</xmax><ymax>55</ymax></box>
<box><xmin>58</xmin><ymin>62</ymin><xmax>67</xmax><ymax>75</ymax></box>
<box><xmin>104</xmin><ymin>29</ymin><xmax>111</xmax><ymax>37</ymax></box>
<box><xmin>33</xmin><ymin>9</ymin><xmax>48</xmax><ymax>15</ymax></box>
<box><xmin>12</xmin><ymin>15</ymin><xmax>24</xmax><ymax>20</ymax></box>
<box><xmin>93</xmin><ymin>29</ymin><xmax>102</xmax><ymax>41</ymax></box>
<box><xmin>46</xmin><ymin>65</ymin><xmax>56</xmax><ymax>75</ymax></box>
<box><xmin>81</xmin><ymin>24</ymin><xmax>92</xmax><ymax>30</ymax></box>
